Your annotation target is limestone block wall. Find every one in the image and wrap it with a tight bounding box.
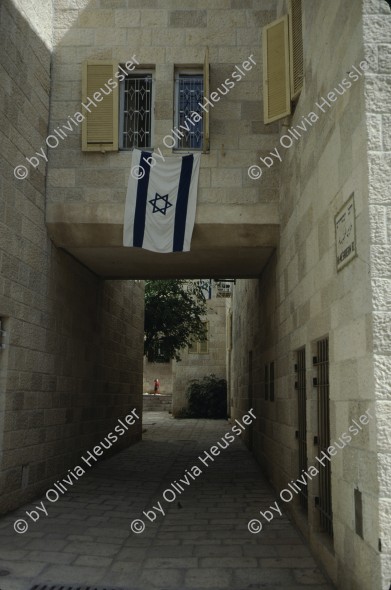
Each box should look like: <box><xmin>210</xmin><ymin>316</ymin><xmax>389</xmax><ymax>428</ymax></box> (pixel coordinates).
<box><xmin>172</xmin><ymin>298</ymin><xmax>228</xmax><ymax>416</ymax></box>
<box><xmin>230</xmin><ymin>1</ymin><xmax>382</xmax><ymax>588</ymax></box>
<box><xmin>0</xmin><ymin>0</ymin><xmax>144</xmax><ymax>514</ymax></box>
<box><xmin>363</xmin><ymin>0</ymin><xmax>391</xmax><ymax>586</ymax></box>
<box><xmin>46</xmin><ymin>0</ymin><xmax>280</xmax><ymax>214</ymax></box>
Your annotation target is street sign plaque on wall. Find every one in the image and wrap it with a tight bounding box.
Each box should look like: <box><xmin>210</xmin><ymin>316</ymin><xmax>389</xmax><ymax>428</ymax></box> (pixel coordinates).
<box><xmin>335</xmin><ymin>193</ymin><xmax>357</xmax><ymax>271</ymax></box>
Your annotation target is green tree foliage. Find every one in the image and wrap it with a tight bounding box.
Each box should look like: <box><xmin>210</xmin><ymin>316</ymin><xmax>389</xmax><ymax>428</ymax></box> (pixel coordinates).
<box><xmin>144</xmin><ymin>280</ymin><xmax>208</xmax><ymax>362</ymax></box>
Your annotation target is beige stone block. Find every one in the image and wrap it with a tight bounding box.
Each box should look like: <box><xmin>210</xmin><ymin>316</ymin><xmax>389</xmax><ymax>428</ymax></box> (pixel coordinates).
<box><xmin>199</xmin><ymin>186</ymin><xmax>257</xmax><ymax>204</ymax></box>
<box><xmin>53</xmin><ymin>9</ymin><xmax>79</xmax><ymax>29</ymax></box>
<box><xmin>378</xmin><ymin>498</ymin><xmax>391</xmax><ymax>551</ymax></box>
<box><xmin>153</xmin><ymin>100</ymin><xmax>172</xmax><ymax>120</ymax></box>
<box><xmin>185</xmin><ymin>28</ymin><xmax>237</xmax><ymax>47</ymax></box>
<box><xmin>75</xmin><ymin>168</ymin><xmax>126</xmax><ymax>189</ymax></box>
<box><xmin>94</xmin><ymin>28</ymin><xmax>128</xmax><ymax>46</ymax></box>
<box><xmin>199</xmin><ymin>168</ymin><xmax>211</xmax><ymax>188</ymax></box>
<box><xmin>368</xmin><ymin>152</ymin><xmax>391</xmax><ymax>204</ymax></box>
<box><xmin>211</xmin><ymin>168</ymin><xmax>242</xmax><ymax>188</ymax></box>
<box><xmin>54</xmin><ymin>28</ymin><xmax>95</xmax><ymax>46</ymax></box>
<box><xmin>165</xmin><ymin>46</ymin><xmax>207</xmax><ymax>64</ymax></box>
<box><xmin>47</xmin><ymin>169</ymin><xmax>76</xmax><ymax>188</ymax></box>
<box><xmin>132</xmin><ymin>48</ymin><xmax>167</xmax><ymax>64</ymax></box>
<box><xmin>236</xmin><ymin>27</ymin><xmax>262</xmax><ymax>46</ymax></box>
<box><xmin>369</xmin><ymin>205</ymin><xmax>387</xmax><ymax>244</ymax></box>
<box><xmin>372</xmin><ymin>278</ymin><xmax>391</xmax><ymax>311</ymax></box>
<box><xmin>207</xmin><ymin>10</ymin><xmax>246</xmax><ymax>28</ymax></box>
<box><xmin>238</xmin><ymin>134</ymin><xmax>276</xmax><ymax>151</ymax></box>
<box><xmin>373</xmin><ymin>312</ymin><xmax>391</xmax><ymax>353</ymax></box>
<box><xmin>113</xmin><ymin>9</ymin><xmax>141</xmax><ymax>27</ymax></box>
<box><xmin>217</xmin><ymin>149</ymin><xmax>258</xmax><ymax>169</ymax></box>
<box><xmin>141</xmin><ymin>10</ymin><xmax>169</xmax><ymax>27</ymax></box>
<box><xmin>373</xmin><ymin>355</ymin><xmax>391</xmax><ymax>398</ymax></box>
<box><xmin>169</xmin><ymin>10</ymin><xmax>207</xmax><ymax>28</ymax></box>
<box><xmin>77</xmin><ymin>10</ymin><xmax>115</xmax><ymax>27</ymax></box>
<box><xmin>381</xmin><ymin>114</ymin><xmax>391</xmax><ymax>151</ymax></box>
<box><xmin>218</xmin><ymin>46</ymin><xmax>262</xmax><ymax>65</ymax></box>
<box><xmin>152</xmin><ymin>29</ymin><xmax>185</xmax><ymax>47</ymax></box>
<box><xmin>211</xmin><ymin>101</ymin><xmax>241</xmax><ymax>121</ymax></box>
<box><xmin>367</xmin><ymin>115</ymin><xmax>382</xmax><ymax>150</ymax></box>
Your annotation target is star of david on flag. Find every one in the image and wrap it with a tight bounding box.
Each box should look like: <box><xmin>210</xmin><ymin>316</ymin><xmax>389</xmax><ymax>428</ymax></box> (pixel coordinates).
<box><xmin>123</xmin><ymin>149</ymin><xmax>201</xmax><ymax>253</ymax></box>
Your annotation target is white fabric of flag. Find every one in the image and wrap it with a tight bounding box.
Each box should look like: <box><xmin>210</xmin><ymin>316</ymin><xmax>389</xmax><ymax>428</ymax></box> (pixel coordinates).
<box><xmin>123</xmin><ymin>149</ymin><xmax>201</xmax><ymax>253</ymax></box>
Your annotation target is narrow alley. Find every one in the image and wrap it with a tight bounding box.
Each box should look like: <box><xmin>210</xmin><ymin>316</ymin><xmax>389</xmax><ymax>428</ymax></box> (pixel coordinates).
<box><xmin>0</xmin><ymin>412</ymin><xmax>333</xmax><ymax>590</ymax></box>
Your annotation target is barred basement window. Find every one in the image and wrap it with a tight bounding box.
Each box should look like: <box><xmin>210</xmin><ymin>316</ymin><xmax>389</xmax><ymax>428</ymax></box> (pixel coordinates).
<box><xmin>314</xmin><ymin>337</ymin><xmax>333</xmax><ymax>538</ymax></box>
<box><xmin>174</xmin><ymin>71</ymin><xmax>204</xmax><ymax>150</ymax></box>
<box><xmin>269</xmin><ymin>361</ymin><xmax>275</xmax><ymax>402</ymax></box>
<box><xmin>0</xmin><ymin>318</ymin><xmax>5</xmax><ymax>350</ymax></box>
<box><xmin>120</xmin><ymin>72</ymin><xmax>154</xmax><ymax>149</ymax></box>
<box><xmin>295</xmin><ymin>348</ymin><xmax>308</xmax><ymax>510</ymax></box>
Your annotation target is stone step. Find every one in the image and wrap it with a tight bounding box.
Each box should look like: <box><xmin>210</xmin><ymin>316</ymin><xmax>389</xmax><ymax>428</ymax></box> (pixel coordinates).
<box><xmin>143</xmin><ymin>394</ymin><xmax>172</xmax><ymax>412</ymax></box>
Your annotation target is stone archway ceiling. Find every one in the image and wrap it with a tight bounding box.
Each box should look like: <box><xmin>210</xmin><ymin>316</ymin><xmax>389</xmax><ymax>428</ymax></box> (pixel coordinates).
<box><xmin>46</xmin><ymin>202</ymin><xmax>279</xmax><ymax>279</ymax></box>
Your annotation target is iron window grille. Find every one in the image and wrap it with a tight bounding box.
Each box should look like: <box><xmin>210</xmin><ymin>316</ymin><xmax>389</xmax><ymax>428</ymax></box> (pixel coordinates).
<box><xmin>0</xmin><ymin>318</ymin><xmax>5</xmax><ymax>350</ymax></box>
<box><xmin>269</xmin><ymin>361</ymin><xmax>275</xmax><ymax>401</ymax></box>
<box><xmin>264</xmin><ymin>364</ymin><xmax>269</xmax><ymax>400</ymax></box>
<box><xmin>295</xmin><ymin>348</ymin><xmax>308</xmax><ymax>510</ymax></box>
<box><xmin>120</xmin><ymin>72</ymin><xmax>154</xmax><ymax>149</ymax></box>
<box><xmin>314</xmin><ymin>338</ymin><xmax>333</xmax><ymax>537</ymax></box>
<box><xmin>174</xmin><ymin>72</ymin><xmax>204</xmax><ymax>150</ymax></box>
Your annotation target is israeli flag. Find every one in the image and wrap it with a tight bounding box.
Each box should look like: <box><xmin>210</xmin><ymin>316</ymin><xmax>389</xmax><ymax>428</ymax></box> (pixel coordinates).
<box><xmin>123</xmin><ymin>149</ymin><xmax>201</xmax><ymax>253</ymax></box>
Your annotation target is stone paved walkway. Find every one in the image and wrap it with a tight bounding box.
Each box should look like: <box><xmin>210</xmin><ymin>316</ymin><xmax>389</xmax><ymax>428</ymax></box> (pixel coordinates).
<box><xmin>0</xmin><ymin>412</ymin><xmax>334</xmax><ymax>590</ymax></box>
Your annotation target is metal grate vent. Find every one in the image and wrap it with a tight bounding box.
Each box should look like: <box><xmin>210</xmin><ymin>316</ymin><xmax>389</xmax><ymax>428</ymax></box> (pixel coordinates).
<box><xmin>313</xmin><ymin>337</ymin><xmax>333</xmax><ymax>538</ymax></box>
<box><xmin>296</xmin><ymin>348</ymin><xmax>308</xmax><ymax>510</ymax></box>
<box><xmin>29</xmin><ymin>586</ymin><xmax>128</xmax><ymax>590</ymax></box>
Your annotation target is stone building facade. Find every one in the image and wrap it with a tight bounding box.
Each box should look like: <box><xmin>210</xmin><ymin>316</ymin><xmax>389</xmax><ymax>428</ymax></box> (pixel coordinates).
<box><xmin>0</xmin><ymin>0</ymin><xmax>144</xmax><ymax>514</ymax></box>
<box><xmin>230</xmin><ymin>1</ymin><xmax>391</xmax><ymax>589</ymax></box>
<box><xmin>172</xmin><ymin>295</ymin><xmax>228</xmax><ymax>417</ymax></box>
<box><xmin>44</xmin><ymin>0</ymin><xmax>279</xmax><ymax>279</ymax></box>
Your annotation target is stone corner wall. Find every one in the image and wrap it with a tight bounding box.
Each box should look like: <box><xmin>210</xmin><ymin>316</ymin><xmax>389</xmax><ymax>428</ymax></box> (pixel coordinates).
<box><xmin>0</xmin><ymin>0</ymin><xmax>145</xmax><ymax>514</ymax></box>
<box><xmin>230</xmin><ymin>1</ymin><xmax>383</xmax><ymax>588</ymax></box>
<box><xmin>363</xmin><ymin>0</ymin><xmax>391</xmax><ymax>586</ymax></box>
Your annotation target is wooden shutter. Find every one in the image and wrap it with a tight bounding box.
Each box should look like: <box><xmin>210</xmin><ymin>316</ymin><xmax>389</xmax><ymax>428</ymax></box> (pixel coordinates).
<box><xmin>199</xmin><ymin>322</ymin><xmax>209</xmax><ymax>354</ymax></box>
<box><xmin>289</xmin><ymin>0</ymin><xmax>304</xmax><ymax>100</ymax></box>
<box><xmin>263</xmin><ymin>15</ymin><xmax>291</xmax><ymax>124</ymax></box>
<box><xmin>82</xmin><ymin>61</ymin><xmax>118</xmax><ymax>152</ymax></box>
<box><xmin>203</xmin><ymin>47</ymin><xmax>210</xmax><ymax>153</ymax></box>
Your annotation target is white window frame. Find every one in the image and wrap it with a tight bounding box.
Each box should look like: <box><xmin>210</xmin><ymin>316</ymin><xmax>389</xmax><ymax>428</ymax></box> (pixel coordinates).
<box><xmin>174</xmin><ymin>68</ymin><xmax>204</xmax><ymax>151</ymax></box>
<box><xmin>119</xmin><ymin>69</ymin><xmax>155</xmax><ymax>150</ymax></box>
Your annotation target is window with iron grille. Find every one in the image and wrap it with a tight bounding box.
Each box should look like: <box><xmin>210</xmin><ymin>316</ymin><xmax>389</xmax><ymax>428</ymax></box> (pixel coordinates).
<box><xmin>175</xmin><ymin>72</ymin><xmax>204</xmax><ymax>150</ymax></box>
<box><xmin>314</xmin><ymin>338</ymin><xmax>333</xmax><ymax>538</ymax></box>
<box><xmin>120</xmin><ymin>72</ymin><xmax>154</xmax><ymax>149</ymax></box>
<box><xmin>295</xmin><ymin>348</ymin><xmax>308</xmax><ymax>510</ymax></box>
<box><xmin>264</xmin><ymin>364</ymin><xmax>269</xmax><ymax>400</ymax></box>
<box><xmin>188</xmin><ymin>322</ymin><xmax>209</xmax><ymax>354</ymax></box>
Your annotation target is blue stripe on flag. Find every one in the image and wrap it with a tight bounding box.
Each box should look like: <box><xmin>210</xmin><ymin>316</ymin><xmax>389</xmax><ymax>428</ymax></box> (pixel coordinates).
<box><xmin>133</xmin><ymin>152</ymin><xmax>151</xmax><ymax>247</ymax></box>
<box><xmin>173</xmin><ymin>154</ymin><xmax>194</xmax><ymax>252</ymax></box>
